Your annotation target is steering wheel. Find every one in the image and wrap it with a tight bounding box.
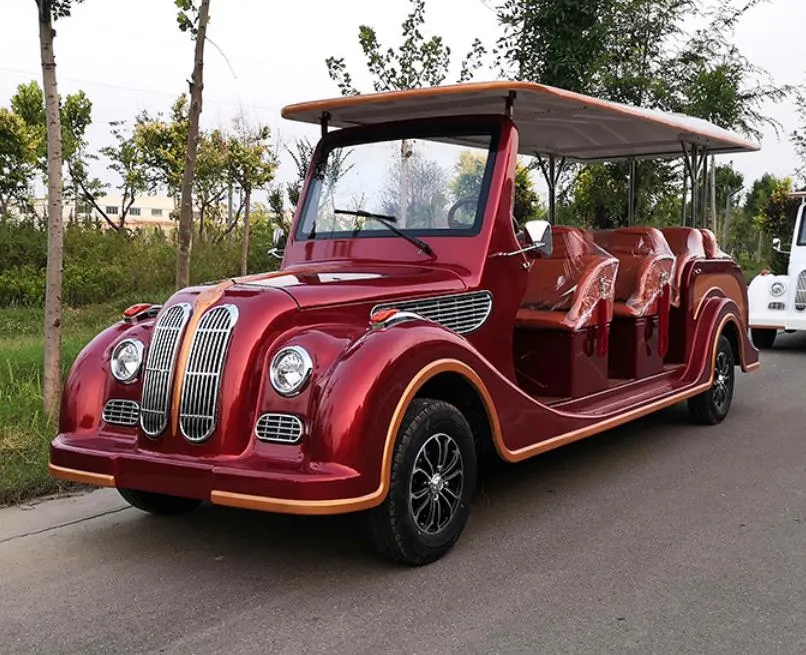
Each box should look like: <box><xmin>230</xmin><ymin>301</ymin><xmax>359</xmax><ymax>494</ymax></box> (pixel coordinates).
<box><xmin>447</xmin><ymin>196</ymin><xmax>478</xmax><ymax>229</ymax></box>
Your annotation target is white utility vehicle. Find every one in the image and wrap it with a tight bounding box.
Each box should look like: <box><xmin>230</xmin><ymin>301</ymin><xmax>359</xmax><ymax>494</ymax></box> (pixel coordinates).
<box><xmin>748</xmin><ymin>191</ymin><xmax>806</xmax><ymax>348</ymax></box>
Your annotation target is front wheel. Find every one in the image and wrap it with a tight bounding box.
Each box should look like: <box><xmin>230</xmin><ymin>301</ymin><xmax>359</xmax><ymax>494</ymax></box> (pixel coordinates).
<box><xmin>367</xmin><ymin>398</ymin><xmax>477</xmax><ymax>566</ymax></box>
<box><xmin>688</xmin><ymin>333</ymin><xmax>735</xmax><ymax>425</ymax></box>
<box><xmin>750</xmin><ymin>327</ymin><xmax>776</xmax><ymax>349</ymax></box>
<box><xmin>118</xmin><ymin>488</ymin><xmax>202</xmax><ymax>515</ymax></box>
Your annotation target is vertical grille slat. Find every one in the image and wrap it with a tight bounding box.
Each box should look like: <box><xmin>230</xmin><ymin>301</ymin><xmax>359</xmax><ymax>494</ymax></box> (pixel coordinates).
<box><xmin>139</xmin><ymin>303</ymin><xmax>191</xmax><ymax>437</ymax></box>
<box><xmin>371</xmin><ymin>291</ymin><xmax>493</xmax><ymax>335</ymax></box>
<box><xmin>179</xmin><ymin>304</ymin><xmax>239</xmax><ymax>443</ymax></box>
<box><xmin>795</xmin><ymin>271</ymin><xmax>806</xmax><ymax>311</ymax></box>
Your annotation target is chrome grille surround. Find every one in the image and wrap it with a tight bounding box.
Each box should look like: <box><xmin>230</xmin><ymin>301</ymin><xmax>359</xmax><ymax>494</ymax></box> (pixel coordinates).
<box><xmin>102</xmin><ymin>399</ymin><xmax>140</xmax><ymax>427</ymax></box>
<box><xmin>371</xmin><ymin>290</ymin><xmax>493</xmax><ymax>335</ymax></box>
<box><xmin>139</xmin><ymin>303</ymin><xmax>191</xmax><ymax>437</ymax></box>
<box><xmin>179</xmin><ymin>304</ymin><xmax>239</xmax><ymax>443</ymax></box>
<box><xmin>796</xmin><ymin>270</ymin><xmax>806</xmax><ymax>311</ymax></box>
<box><xmin>255</xmin><ymin>413</ymin><xmax>304</xmax><ymax>444</ymax></box>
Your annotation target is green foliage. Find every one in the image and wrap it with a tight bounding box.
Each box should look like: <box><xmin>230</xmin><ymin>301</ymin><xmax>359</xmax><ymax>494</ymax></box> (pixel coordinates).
<box><xmin>0</xmin><ymin>109</ymin><xmax>38</xmax><ymax>214</ymax></box>
<box><xmin>325</xmin><ymin>0</ymin><xmax>485</xmax><ymax>96</ymax></box>
<box><xmin>286</xmin><ymin>137</ymin><xmax>353</xmax><ymax>212</ymax></box>
<box><xmin>134</xmin><ymin>95</ymin><xmax>190</xmax><ymax>198</ymax></box>
<box><xmin>0</xmin><ymin>223</ymin><xmax>279</xmax><ymax>308</ymax></box>
<box><xmin>226</xmin><ymin>117</ymin><xmax>277</xmax><ymax>196</ymax></box>
<box><xmin>496</xmin><ymin>0</ymin><xmax>610</xmax><ymax>93</ymax></box>
<box><xmin>36</xmin><ymin>0</ymin><xmax>85</xmax><ymax>21</ymax></box>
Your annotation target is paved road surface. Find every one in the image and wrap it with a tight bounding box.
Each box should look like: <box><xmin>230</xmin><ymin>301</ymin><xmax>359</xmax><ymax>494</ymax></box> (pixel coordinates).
<box><xmin>3</xmin><ymin>335</ymin><xmax>806</xmax><ymax>654</ymax></box>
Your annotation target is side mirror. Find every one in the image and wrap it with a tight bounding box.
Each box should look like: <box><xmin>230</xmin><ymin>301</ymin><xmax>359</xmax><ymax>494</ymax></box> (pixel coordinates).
<box><xmin>523</xmin><ymin>219</ymin><xmax>553</xmax><ymax>257</ymax></box>
<box><xmin>268</xmin><ymin>226</ymin><xmax>287</xmax><ymax>259</ymax></box>
<box><xmin>772</xmin><ymin>237</ymin><xmax>789</xmax><ymax>255</ymax></box>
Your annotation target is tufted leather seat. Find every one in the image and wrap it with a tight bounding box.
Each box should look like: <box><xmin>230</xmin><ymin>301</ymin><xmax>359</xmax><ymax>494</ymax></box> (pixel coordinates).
<box><xmin>661</xmin><ymin>227</ymin><xmax>706</xmax><ymax>306</ymax></box>
<box><xmin>517</xmin><ymin>227</ymin><xmax>619</xmax><ymax>331</ymax></box>
<box><xmin>593</xmin><ymin>227</ymin><xmax>675</xmax><ymax>317</ymax></box>
<box><xmin>700</xmin><ymin>228</ymin><xmax>730</xmax><ymax>259</ymax></box>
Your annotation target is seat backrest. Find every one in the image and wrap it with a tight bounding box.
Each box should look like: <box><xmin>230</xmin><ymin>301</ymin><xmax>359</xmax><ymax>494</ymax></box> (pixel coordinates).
<box><xmin>699</xmin><ymin>228</ymin><xmax>729</xmax><ymax>258</ymax></box>
<box><xmin>661</xmin><ymin>227</ymin><xmax>706</xmax><ymax>305</ymax></box>
<box><xmin>593</xmin><ymin>227</ymin><xmax>674</xmax><ymax>315</ymax></box>
<box><xmin>522</xmin><ymin>227</ymin><xmax>588</xmax><ymax>312</ymax></box>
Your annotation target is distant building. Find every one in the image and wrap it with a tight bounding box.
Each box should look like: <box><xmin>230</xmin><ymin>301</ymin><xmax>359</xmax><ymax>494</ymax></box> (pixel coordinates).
<box><xmin>31</xmin><ymin>194</ymin><xmax>182</xmax><ymax>230</ymax></box>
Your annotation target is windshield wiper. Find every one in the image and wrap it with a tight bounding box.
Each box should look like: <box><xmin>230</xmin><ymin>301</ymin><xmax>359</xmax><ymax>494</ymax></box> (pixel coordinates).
<box><xmin>334</xmin><ymin>209</ymin><xmax>433</xmax><ymax>256</ymax></box>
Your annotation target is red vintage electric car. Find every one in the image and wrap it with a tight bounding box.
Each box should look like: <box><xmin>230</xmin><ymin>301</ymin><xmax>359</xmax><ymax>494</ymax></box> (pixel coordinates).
<box><xmin>50</xmin><ymin>82</ymin><xmax>760</xmax><ymax>566</ymax></box>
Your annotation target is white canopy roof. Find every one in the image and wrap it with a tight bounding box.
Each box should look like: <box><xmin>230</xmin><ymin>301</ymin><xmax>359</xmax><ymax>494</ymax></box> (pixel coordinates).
<box><xmin>281</xmin><ymin>81</ymin><xmax>760</xmax><ymax>162</ymax></box>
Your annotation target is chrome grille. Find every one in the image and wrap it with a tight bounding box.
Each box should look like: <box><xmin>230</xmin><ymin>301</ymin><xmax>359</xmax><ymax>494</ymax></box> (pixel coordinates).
<box><xmin>102</xmin><ymin>399</ymin><xmax>140</xmax><ymax>426</ymax></box>
<box><xmin>140</xmin><ymin>303</ymin><xmax>191</xmax><ymax>437</ymax></box>
<box><xmin>255</xmin><ymin>413</ymin><xmax>303</xmax><ymax>444</ymax></box>
<box><xmin>796</xmin><ymin>271</ymin><xmax>806</xmax><ymax>311</ymax></box>
<box><xmin>179</xmin><ymin>304</ymin><xmax>239</xmax><ymax>443</ymax></box>
<box><xmin>371</xmin><ymin>291</ymin><xmax>493</xmax><ymax>335</ymax></box>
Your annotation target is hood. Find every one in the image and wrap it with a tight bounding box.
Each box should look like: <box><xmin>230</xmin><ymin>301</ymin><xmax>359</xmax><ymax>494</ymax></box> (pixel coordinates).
<box><xmin>233</xmin><ymin>262</ymin><xmax>466</xmax><ymax>309</ymax></box>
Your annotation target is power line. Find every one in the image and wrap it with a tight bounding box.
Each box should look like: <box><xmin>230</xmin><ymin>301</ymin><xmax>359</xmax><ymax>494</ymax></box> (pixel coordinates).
<box><xmin>0</xmin><ymin>66</ymin><xmax>281</xmax><ymax>113</ymax></box>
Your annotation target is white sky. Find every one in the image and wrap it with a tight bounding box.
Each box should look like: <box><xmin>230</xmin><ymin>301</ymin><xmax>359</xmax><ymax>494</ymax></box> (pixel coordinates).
<box><xmin>1</xmin><ymin>0</ymin><xmax>804</xmax><ymax>203</ymax></box>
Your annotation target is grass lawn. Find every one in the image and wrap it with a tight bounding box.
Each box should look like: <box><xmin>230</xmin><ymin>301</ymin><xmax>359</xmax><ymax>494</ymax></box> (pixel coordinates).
<box><xmin>0</xmin><ymin>293</ymin><xmax>171</xmax><ymax>505</ymax></box>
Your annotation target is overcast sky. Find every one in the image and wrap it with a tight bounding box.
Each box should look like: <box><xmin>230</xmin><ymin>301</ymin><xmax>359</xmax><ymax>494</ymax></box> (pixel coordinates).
<box><xmin>2</xmin><ymin>0</ymin><xmax>804</xmax><ymax>202</ymax></box>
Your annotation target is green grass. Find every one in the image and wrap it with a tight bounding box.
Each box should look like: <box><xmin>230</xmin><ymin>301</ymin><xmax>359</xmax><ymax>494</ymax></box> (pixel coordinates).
<box><xmin>0</xmin><ymin>291</ymin><xmax>173</xmax><ymax>505</ymax></box>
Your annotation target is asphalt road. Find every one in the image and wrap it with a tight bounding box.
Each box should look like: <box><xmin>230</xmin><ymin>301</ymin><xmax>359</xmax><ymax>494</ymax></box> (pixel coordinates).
<box><xmin>3</xmin><ymin>335</ymin><xmax>806</xmax><ymax>655</ymax></box>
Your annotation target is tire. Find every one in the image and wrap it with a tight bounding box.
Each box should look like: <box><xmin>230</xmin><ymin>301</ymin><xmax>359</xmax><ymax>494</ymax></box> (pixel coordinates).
<box><xmin>118</xmin><ymin>488</ymin><xmax>202</xmax><ymax>515</ymax></box>
<box><xmin>367</xmin><ymin>398</ymin><xmax>477</xmax><ymax>566</ymax></box>
<box><xmin>688</xmin><ymin>333</ymin><xmax>735</xmax><ymax>425</ymax></box>
<box><xmin>750</xmin><ymin>327</ymin><xmax>776</xmax><ymax>349</ymax></box>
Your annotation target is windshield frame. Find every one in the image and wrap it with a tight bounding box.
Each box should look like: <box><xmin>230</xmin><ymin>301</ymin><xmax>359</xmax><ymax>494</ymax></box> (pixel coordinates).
<box><xmin>293</xmin><ymin>116</ymin><xmax>502</xmax><ymax>243</ymax></box>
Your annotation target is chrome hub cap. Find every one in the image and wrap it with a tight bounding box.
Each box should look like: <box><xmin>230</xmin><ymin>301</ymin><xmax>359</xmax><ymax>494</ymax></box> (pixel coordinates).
<box><xmin>409</xmin><ymin>432</ymin><xmax>463</xmax><ymax>535</ymax></box>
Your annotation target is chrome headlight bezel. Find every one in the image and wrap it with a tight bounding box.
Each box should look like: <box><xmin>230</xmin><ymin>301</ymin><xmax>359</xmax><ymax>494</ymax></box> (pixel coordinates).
<box><xmin>269</xmin><ymin>345</ymin><xmax>313</xmax><ymax>397</ymax></box>
<box><xmin>110</xmin><ymin>338</ymin><xmax>145</xmax><ymax>384</ymax></box>
<box><xmin>770</xmin><ymin>281</ymin><xmax>786</xmax><ymax>297</ymax></box>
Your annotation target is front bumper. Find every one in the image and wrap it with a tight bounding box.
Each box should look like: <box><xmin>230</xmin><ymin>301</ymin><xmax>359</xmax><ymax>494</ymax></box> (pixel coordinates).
<box><xmin>49</xmin><ymin>432</ymin><xmax>382</xmax><ymax>515</ymax></box>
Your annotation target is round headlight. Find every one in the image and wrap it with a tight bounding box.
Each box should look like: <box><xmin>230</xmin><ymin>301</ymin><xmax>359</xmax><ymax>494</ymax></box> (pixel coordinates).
<box><xmin>270</xmin><ymin>346</ymin><xmax>312</xmax><ymax>397</ymax></box>
<box><xmin>770</xmin><ymin>281</ymin><xmax>786</xmax><ymax>297</ymax></box>
<box><xmin>110</xmin><ymin>338</ymin><xmax>144</xmax><ymax>383</ymax></box>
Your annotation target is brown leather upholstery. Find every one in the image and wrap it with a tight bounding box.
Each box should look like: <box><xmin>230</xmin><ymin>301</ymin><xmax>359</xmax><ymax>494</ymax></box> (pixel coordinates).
<box><xmin>661</xmin><ymin>227</ymin><xmax>706</xmax><ymax>306</ymax></box>
<box><xmin>517</xmin><ymin>227</ymin><xmax>618</xmax><ymax>331</ymax></box>
<box><xmin>593</xmin><ymin>227</ymin><xmax>674</xmax><ymax>317</ymax></box>
<box><xmin>700</xmin><ymin>229</ymin><xmax>730</xmax><ymax>258</ymax></box>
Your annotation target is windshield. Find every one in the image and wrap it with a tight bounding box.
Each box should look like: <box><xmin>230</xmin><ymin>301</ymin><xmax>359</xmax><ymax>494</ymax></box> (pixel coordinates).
<box><xmin>296</xmin><ymin>131</ymin><xmax>496</xmax><ymax>241</ymax></box>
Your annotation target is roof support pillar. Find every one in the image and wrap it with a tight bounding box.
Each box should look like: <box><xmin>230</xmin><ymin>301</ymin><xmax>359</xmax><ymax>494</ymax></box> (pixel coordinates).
<box><xmin>628</xmin><ymin>159</ymin><xmax>636</xmax><ymax>226</ymax></box>
<box><xmin>320</xmin><ymin>112</ymin><xmax>331</xmax><ymax>138</ymax></box>
<box><xmin>681</xmin><ymin>142</ymin><xmax>707</xmax><ymax>228</ymax></box>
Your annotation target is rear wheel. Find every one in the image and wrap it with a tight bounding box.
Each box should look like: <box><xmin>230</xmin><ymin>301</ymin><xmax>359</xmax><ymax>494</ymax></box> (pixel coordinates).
<box><xmin>750</xmin><ymin>327</ymin><xmax>776</xmax><ymax>349</ymax></box>
<box><xmin>367</xmin><ymin>398</ymin><xmax>477</xmax><ymax>566</ymax></box>
<box><xmin>118</xmin><ymin>488</ymin><xmax>202</xmax><ymax>515</ymax></box>
<box><xmin>688</xmin><ymin>333</ymin><xmax>735</xmax><ymax>425</ymax></box>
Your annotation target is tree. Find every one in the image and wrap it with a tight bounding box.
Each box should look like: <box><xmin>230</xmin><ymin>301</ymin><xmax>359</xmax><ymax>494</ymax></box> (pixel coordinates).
<box><xmin>134</xmin><ymin>95</ymin><xmax>189</xmax><ymax>201</ymax></box>
<box><xmin>193</xmin><ymin>129</ymin><xmax>228</xmax><ymax>239</ymax></box>
<box><xmin>381</xmin><ymin>147</ymin><xmax>449</xmax><ymax>228</ymax></box>
<box><xmin>496</xmin><ymin>0</ymin><xmax>611</xmax><ymax>93</ymax></box>
<box><xmin>0</xmin><ymin>109</ymin><xmax>38</xmax><ymax>215</ymax></box>
<box><xmin>226</xmin><ymin>117</ymin><xmax>277</xmax><ymax>275</ymax></box>
<box><xmin>791</xmin><ymin>92</ymin><xmax>806</xmax><ymax>185</ymax></box>
<box><xmin>35</xmin><ymin>0</ymin><xmax>84</xmax><ymax>417</ymax></box>
<box><xmin>175</xmin><ymin>0</ymin><xmax>212</xmax><ymax>289</ymax></box>
<box><xmin>70</xmin><ymin>120</ymin><xmax>152</xmax><ymax>231</ymax></box>
<box><xmin>325</xmin><ymin>0</ymin><xmax>486</xmax><ymax>96</ymax></box>
<box><xmin>496</xmin><ymin>0</ymin><xmax>792</xmax><ymax>231</ymax></box>
<box><xmin>285</xmin><ymin>136</ymin><xmax>353</xmax><ymax>214</ymax></box>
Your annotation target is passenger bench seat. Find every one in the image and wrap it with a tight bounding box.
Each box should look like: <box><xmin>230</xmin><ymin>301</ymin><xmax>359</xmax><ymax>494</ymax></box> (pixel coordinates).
<box><xmin>517</xmin><ymin>227</ymin><xmax>619</xmax><ymax>330</ymax></box>
<box><xmin>593</xmin><ymin>227</ymin><xmax>675</xmax><ymax>317</ymax></box>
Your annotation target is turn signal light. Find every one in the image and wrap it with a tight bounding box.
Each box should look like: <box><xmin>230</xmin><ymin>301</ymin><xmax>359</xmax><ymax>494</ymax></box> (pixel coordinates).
<box><xmin>370</xmin><ymin>308</ymin><xmax>399</xmax><ymax>324</ymax></box>
<box><xmin>123</xmin><ymin>303</ymin><xmax>153</xmax><ymax>318</ymax></box>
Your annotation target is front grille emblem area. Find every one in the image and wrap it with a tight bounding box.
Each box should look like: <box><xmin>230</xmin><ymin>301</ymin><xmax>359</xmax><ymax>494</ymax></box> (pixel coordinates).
<box><xmin>178</xmin><ymin>304</ymin><xmax>239</xmax><ymax>443</ymax></box>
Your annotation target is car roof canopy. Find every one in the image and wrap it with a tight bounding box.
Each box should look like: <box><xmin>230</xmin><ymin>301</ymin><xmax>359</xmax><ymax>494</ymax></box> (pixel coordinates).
<box><xmin>281</xmin><ymin>81</ymin><xmax>760</xmax><ymax>163</ymax></box>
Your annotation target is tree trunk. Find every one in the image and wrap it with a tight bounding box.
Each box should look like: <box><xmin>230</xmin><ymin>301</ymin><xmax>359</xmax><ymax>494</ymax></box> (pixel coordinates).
<box><xmin>240</xmin><ymin>186</ymin><xmax>251</xmax><ymax>276</ymax></box>
<box><xmin>176</xmin><ymin>0</ymin><xmax>211</xmax><ymax>289</ymax></box>
<box><xmin>38</xmin><ymin>2</ymin><xmax>64</xmax><ymax>418</ymax></box>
